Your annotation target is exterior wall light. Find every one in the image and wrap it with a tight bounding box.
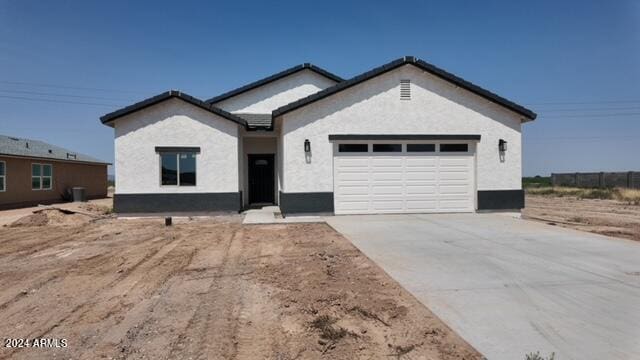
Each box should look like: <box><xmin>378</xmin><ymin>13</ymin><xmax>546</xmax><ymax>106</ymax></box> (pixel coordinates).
<box><xmin>304</xmin><ymin>139</ymin><xmax>311</xmax><ymax>153</ymax></box>
<box><xmin>499</xmin><ymin>139</ymin><xmax>507</xmax><ymax>152</ymax></box>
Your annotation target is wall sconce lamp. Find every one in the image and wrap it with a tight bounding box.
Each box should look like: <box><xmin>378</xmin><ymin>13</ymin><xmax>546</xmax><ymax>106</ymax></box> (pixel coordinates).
<box><xmin>304</xmin><ymin>139</ymin><xmax>311</xmax><ymax>153</ymax></box>
<box><xmin>499</xmin><ymin>139</ymin><xmax>507</xmax><ymax>152</ymax></box>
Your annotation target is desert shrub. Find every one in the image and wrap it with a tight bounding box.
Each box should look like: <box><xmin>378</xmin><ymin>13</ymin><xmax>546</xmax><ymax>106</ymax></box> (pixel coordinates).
<box><xmin>615</xmin><ymin>188</ymin><xmax>640</xmax><ymax>205</ymax></box>
<box><xmin>525</xmin><ymin>351</ymin><xmax>555</xmax><ymax>360</ymax></box>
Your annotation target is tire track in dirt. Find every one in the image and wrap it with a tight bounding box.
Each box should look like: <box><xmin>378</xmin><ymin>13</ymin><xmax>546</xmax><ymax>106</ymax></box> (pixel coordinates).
<box><xmin>0</xmin><ymin>223</ymin><xmax>214</xmax><ymax>360</ymax></box>
<box><xmin>165</xmin><ymin>226</ymin><xmax>245</xmax><ymax>360</ymax></box>
<box><xmin>83</xmin><ymin>223</ymin><xmax>240</xmax><ymax>360</ymax></box>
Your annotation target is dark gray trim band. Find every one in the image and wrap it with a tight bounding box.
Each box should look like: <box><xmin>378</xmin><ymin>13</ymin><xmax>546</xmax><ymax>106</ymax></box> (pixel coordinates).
<box><xmin>477</xmin><ymin>190</ymin><xmax>524</xmax><ymax>210</ymax></box>
<box><xmin>114</xmin><ymin>192</ymin><xmax>241</xmax><ymax>213</ymax></box>
<box><xmin>279</xmin><ymin>191</ymin><xmax>334</xmax><ymax>215</ymax></box>
<box><xmin>155</xmin><ymin>146</ymin><xmax>201</xmax><ymax>153</ymax></box>
<box><xmin>328</xmin><ymin>134</ymin><xmax>481</xmax><ymax>141</ymax></box>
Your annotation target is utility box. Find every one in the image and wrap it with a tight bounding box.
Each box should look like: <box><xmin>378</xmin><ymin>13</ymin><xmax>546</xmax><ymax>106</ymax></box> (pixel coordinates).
<box><xmin>72</xmin><ymin>187</ymin><xmax>87</xmax><ymax>202</ymax></box>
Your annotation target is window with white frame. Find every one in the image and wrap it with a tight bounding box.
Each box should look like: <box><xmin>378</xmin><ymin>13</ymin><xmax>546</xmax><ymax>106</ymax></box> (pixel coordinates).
<box><xmin>0</xmin><ymin>161</ymin><xmax>5</xmax><ymax>192</ymax></box>
<box><xmin>32</xmin><ymin>163</ymin><xmax>52</xmax><ymax>190</ymax></box>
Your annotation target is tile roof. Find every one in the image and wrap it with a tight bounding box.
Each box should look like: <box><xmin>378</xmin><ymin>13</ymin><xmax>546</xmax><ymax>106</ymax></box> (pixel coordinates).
<box><xmin>235</xmin><ymin>113</ymin><xmax>272</xmax><ymax>128</ymax></box>
<box><xmin>0</xmin><ymin>134</ymin><xmax>109</xmax><ymax>164</ymax></box>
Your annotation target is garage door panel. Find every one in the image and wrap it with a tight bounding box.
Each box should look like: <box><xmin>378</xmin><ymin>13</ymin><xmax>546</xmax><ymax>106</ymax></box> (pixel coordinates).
<box><xmin>406</xmin><ymin>171</ymin><xmax>437</xmax><ymax>180</ymax></box>
<box><xmin>440</xmin><ymin>171</ymin><xmax>471</xmax><ymax>181</ymax></box>
<box><xmin>336</xmin><ymin>185</ymin><xmax>370</xmax><ymax>195</ymax></box>
<box><xmin>334</xmin><ymin>145</ymin><xmax>474</xmax><ymax>214</ymax></box>
<box><xmin>337</xmin><ymin>172</ymin><xmax>370</xmax><ymax>182</ymax></box>
<box><xmin>406</xmin><ymin>184</ymin><xmax>437</xmax><ymax>195</ymax></box>
<box><xmin>406</xmin><ymin>157</ymin><xmax>437</xmax><ymax>166</ymax></box>
<box><xmin>438</xmin><ymin>184</ymin><xmax>470</xmax><ymax>195</ymax></box>
<box><xmin>371</xmin><ymin>200</ymin><xmax>404</xmax><ymax>211</ymax></box>
<box><xmin>337</xmin><ymin>157</ymin><xmax>369</xmax><ymax>166</ymax></box>
<box><xmin>371</xmin><ymin>186</ymin><xmax>403</xmax><ymax>195</ymax></box>
<box><xmin>372</xmin><ymin>172</ymin><xmax>403</xmax><ymax>181</ymax></box>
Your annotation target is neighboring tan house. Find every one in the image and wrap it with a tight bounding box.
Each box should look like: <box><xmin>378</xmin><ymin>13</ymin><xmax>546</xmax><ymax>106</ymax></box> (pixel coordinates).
<box><xmin>0</xmin><ymin>135</ymin><xmax>109</xmax><ymax>209</ymax></box>
<box><xmin>101</xmin><ymin>56</ymin><xmax>537</xmax><ymax>215</ymax></box>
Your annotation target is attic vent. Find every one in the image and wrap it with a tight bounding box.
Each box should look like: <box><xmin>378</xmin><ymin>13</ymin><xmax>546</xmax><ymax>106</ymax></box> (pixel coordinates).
<box><xmin>66</xmin><ymin>153</ymin><xmax>76</xmax><ymax>160</ymax></box>
<box><xmin>400</xmin><ymin>79</ymin><xmax>411</xmax><ymax>100</ymax></box>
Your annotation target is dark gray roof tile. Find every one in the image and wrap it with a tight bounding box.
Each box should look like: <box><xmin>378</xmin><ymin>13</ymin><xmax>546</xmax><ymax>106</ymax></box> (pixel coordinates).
<box><xmin>0</xmin><ymin>134</ymin><xmax>109</xmax><ymax>164</ymax></box>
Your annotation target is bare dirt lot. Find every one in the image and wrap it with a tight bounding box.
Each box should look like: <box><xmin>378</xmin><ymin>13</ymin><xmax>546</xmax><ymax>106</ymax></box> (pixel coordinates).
<box><xmin>0</xmin><ymin>209</ymin><xmax>480</xmax><ymax>359</ymax></box>
<box><xmin>524</xmin><ymin>194</ymin><xmax>640</xmax><ymax>241</ymax></box>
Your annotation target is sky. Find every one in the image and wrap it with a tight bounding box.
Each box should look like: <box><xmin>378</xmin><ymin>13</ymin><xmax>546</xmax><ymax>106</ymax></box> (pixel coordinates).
<box><xmin>1</xmin><ymin>0</ymin><xmax>639</xmax><ymax>176</ymax></box>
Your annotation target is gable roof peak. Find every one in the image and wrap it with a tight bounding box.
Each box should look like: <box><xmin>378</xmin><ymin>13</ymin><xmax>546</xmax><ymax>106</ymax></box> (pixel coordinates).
<box><xmin>205</xmin><ymin>63</ymin><xmax>343</xmax><ymax>104</ymax></box>
<box><xmin>273</xmin><ymin>56</ymin><xmax>536</xmax><ymax>120</ymax></box>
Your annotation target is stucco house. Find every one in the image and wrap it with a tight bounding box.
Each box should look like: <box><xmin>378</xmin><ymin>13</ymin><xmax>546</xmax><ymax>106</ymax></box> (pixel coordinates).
<box><xmin>0</xmin><ymin>134</ymin><xmax>109</xmax><ymax>209</ymax></box>
<box><xmin>101</xmin><ymin>56</ymin><xmax>536</xmax><ymax>215</ymax></box>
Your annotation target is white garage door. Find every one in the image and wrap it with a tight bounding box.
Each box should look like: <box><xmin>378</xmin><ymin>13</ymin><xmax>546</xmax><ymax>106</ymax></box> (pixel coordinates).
<box><xmin>333</xmin><ymin>142</ymin><xmax>475</xmax><ymax>214</ymax></box>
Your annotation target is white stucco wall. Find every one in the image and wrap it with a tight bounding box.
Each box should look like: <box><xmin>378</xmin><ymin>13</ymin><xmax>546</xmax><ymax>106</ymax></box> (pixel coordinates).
<box><xmin>215</xmin><ymin>69</ymin><xmax>338</xmax><ymax>113</ymax></box>
<box><xmin>114</xmin><ymin>98</ymin><xmax>240</xmax><ymax>194</ymax></box>
<box><xmin>280</xmin><ymin>65</ymin><xmax>525</xmax><ymax>194</ymax></box>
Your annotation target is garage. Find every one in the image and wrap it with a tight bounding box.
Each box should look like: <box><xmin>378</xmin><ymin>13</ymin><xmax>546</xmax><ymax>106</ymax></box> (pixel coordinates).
<box><xmin>333</xmin><ymin>141</ymin><xmax>476</xmax><ymax>215</ymax></box>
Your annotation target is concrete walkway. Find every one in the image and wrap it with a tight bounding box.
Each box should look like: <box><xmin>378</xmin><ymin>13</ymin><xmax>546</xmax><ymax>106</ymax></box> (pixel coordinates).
<box><xmin>242</xmin><ymin>206</ymin><xmax>323</xmax><ymax>224</ymax></box>
<box><xmin>326</xmin><ymin>213</ymin><xmax>640</xmax><ymax>360</ymax></box>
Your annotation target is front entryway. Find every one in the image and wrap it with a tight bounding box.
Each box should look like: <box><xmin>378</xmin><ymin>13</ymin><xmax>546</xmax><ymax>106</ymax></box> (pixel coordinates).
<box><xmin>248</xmin><ymin>154</ymin><xmax>275</xmax><ymax>204</ymax></box>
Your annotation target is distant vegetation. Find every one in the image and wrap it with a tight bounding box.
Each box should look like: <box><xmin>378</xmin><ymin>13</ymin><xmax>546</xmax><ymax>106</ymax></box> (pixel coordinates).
<box><xmin>522</xmin><ymin>176</ymin><xmax>552</xmax><ymax>188</ymax></box>
<box><xmin>523</xmin><ymin>176</ymin><xmax>640</xmax><ymax>204</ymax></box>
<box><xmin>526</xmin><ymin>185</ymin><xmax>640</xmax><ymax>205</ymax></box>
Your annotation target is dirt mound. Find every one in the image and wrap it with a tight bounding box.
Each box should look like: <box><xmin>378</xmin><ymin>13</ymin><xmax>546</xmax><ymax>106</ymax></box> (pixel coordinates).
<box><xmin>10</xmin><ymin>208</ymin><xmax>93</xmax><ymax>227</ymax></box>
<box><xmin>9</xmin><ymin>212</ymin><xmax>49</xmax><ymax>227</ymax></box>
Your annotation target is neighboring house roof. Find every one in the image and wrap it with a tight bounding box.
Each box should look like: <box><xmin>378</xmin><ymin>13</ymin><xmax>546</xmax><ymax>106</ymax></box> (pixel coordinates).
<box><xmin>100</xmin><ymin>90</ymin><xmax>247</xmax><ymax>127</ymax></box>
<box><xmin>0</xmin><ymin>134</ymin><xmax>109</xmax><ymax>164</ymax></box>
<box><xmin>235</xmin><ymin>113</ymin><xmax>273</xmax><ymax>129</ymax></box>
<box><xmin>205</xmin><ymin>63</ymin><xmax>344</xmax><ymax>104</ymax></box>
<box><xmin>272</xmin><ymin>56</ymin><xmax>537</xmax><ymax>121</ymax></box>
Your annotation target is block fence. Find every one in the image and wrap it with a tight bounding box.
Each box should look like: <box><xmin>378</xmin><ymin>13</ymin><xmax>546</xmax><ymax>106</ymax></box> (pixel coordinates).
<box><xmin>551</xmin><ymin>171</ymin><xmax>640</xmax><ymax>189</ymax></box>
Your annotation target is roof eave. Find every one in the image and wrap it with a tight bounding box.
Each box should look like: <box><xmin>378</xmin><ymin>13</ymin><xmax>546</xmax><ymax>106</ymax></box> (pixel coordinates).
<box><xmin>100</xmin><ymin>90</ymin><xmax>248</xmax><ymax>127</ymax></box>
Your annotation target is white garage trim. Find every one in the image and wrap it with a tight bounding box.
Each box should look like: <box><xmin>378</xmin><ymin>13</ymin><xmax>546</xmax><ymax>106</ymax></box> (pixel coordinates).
<box><xmin>332</xmin><ymin>140</ymin><xmax>477</xmax><ymax>215</ymax></box>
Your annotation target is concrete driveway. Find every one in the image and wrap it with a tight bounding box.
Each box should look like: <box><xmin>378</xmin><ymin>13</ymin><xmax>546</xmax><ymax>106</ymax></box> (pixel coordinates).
<box><xmin>326</xmin><ymin>213</ymin><xmax>640</xmax><ymax>360</ymax></box>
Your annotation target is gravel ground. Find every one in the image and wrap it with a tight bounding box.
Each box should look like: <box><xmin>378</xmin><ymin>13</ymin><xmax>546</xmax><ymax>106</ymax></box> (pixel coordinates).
<box><xmin>0</xmin><ymin>209</ymin><xmax>480</xmax><ymax>360</ymax></box>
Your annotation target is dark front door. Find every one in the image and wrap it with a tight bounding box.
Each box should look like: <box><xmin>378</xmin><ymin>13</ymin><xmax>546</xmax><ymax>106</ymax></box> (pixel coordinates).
<box><xmin>248</xmin><ymin>154</ymin><xmax>275</xmax><ymax>204</ymax></box>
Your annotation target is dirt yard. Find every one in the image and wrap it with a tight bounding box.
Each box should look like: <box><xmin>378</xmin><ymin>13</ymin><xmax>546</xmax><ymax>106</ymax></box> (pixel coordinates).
<box><xmin>0</xmin><ymin>209</ymin><xmax>480</xmax><ymax>359</ymax></box>
<box><xmin>524</xmin><ymin>194</ymin><xmax>640</xmax><ymax>241</ymax></box>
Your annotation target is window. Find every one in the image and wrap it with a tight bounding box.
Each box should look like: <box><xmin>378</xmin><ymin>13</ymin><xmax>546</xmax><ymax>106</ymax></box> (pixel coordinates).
<box><xmin>372</xmin><ymin>144</ymin><xmax>402</xmax><ymax>152</ymax></box>
<box><xmin>0</xmin><ymin>161</ymin><xmax>5</xmax><ymax>192</ymax></box>
<box><xmin>440</xmin><ymin>144</ymin><xmax>469</xmax><ymax>152</ymax></box>
<box><xmin>407</xmin><ymin>144</ymin><xmax>435</xmax><ymax>152</ymax></box>
<box><xmin>160</xmin><ymin>152</ymin><xmax>197</xmax><ymax>186</ymax></box>
<box><xmin>32</xmin><ymin>163</ymin><xmax>52</xmax><ymax>190</ymax></box>
<box><xmin>338</xmin><ymin>144</ymin><xmax>368</xmax><ymax>152</ymax></box>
